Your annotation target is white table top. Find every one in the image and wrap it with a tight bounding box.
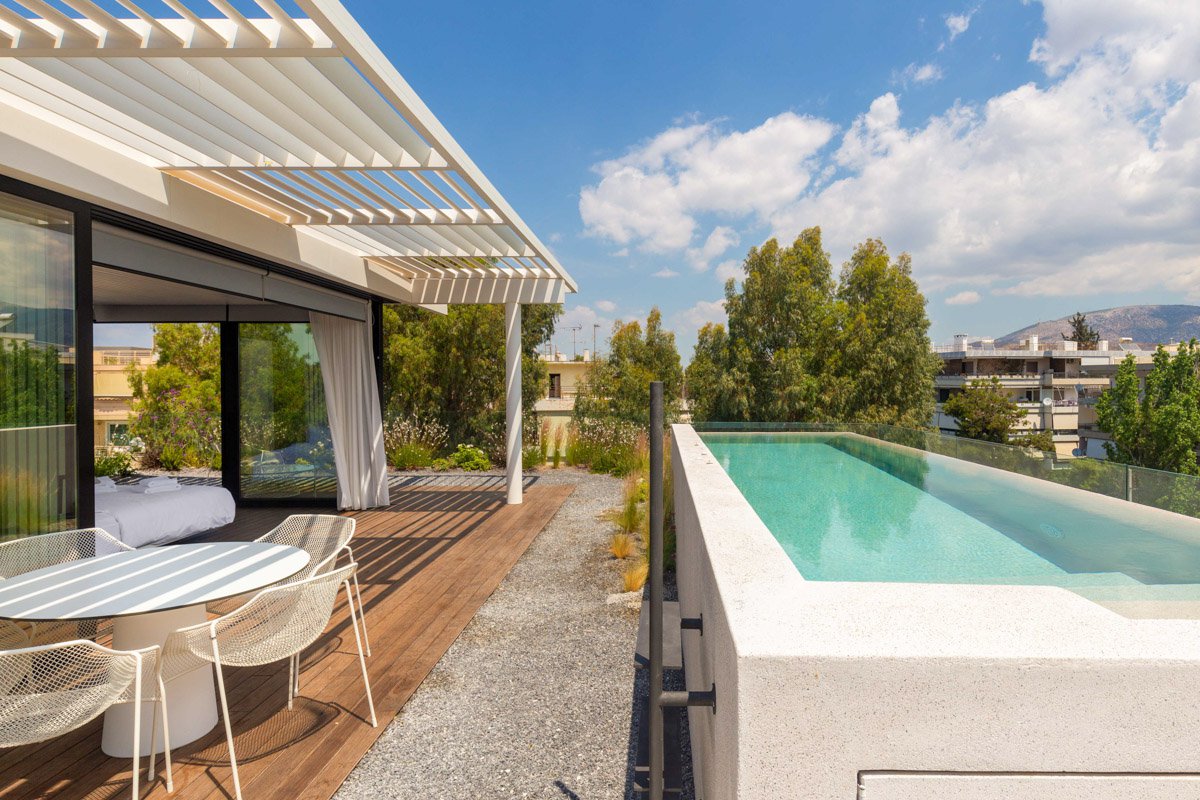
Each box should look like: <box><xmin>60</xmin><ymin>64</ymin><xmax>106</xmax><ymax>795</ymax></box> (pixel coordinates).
<box><xmin>0</xmin><ymin>542</ymin><xmax>311</xmax><ymax>621</ymax></box>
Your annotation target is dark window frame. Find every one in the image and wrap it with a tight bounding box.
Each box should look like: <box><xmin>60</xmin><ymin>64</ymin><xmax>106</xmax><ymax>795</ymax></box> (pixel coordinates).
<box><xmin>1</xmin><ymin>172</ymin><xmax>395</xmax><ymax>519</ymax></box>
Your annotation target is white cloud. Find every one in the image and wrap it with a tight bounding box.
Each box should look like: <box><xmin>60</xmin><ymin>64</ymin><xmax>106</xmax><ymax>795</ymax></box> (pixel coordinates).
<box><xmin>594</xmin><ymin>299</ymin><xmax>617</xmax><ymax>313</ymax></box>
<box><xmin>945</xmin><ymin>290</ymin><xmax>982</xmax><ymax>305</ymax></box>
<box><xmin>581</xmin><ymin>1</ymin><xmax>1200</xmax><ymax>300</ymax></box>
<box><xmin>672</xmin><ymin>299</ymin><xmax>727</xmax><ymax>332</ymax></box>
<box><xmin>653</xmin><ymin>268</ymin><xmax>680</xmax><ymax>278</ymax></box>
<box><xmin>714</xmin><ymin>259</ymin><xmax>742</xmax><ymax>283</ymax></box>
<box><xmin>579</xmin><ymin>113</ymin><xmax>836</xmax><ymax>254</ymax></box>
<box><xmin>686</xmin><ymin>226</ymin><xmax>740</xmax><ymax>271</ymax></box>
<box><xmin>896</xmin><ymin>62</ymin><xmax>944</xmax><ymax>86</ymax></box>
<box><xmin>946</xmin><ymin>10</ymin><xmax>973</xmax><ymax>42</ymax></box>
<box><xmin>770</xmin><ymin>0</ymin><xmax>1200</xmax><ymax>299</ymax></box>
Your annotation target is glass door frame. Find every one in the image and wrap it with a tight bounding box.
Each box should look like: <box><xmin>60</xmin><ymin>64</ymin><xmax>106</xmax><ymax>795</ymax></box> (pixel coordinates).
<box><xmin>1</xmin><ymin>173</ymin><xmax>389</xmax><ymax>517</ymax></box>
<box><xmin>224</xmin><ymin>322</ymin><xmax>343</xmax><ymax>508</ymax></box>
<box><xmin>0</xmin><ymin>174</ymin><xmax>95</xmax><ymax>529</ymax></box>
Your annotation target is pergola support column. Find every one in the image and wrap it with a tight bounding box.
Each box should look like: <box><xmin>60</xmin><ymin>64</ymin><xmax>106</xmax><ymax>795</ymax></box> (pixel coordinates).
<box><xmin>505</xmin><ymin>301</ymin><xmax>523</xmax><ymax>505</ymax></box>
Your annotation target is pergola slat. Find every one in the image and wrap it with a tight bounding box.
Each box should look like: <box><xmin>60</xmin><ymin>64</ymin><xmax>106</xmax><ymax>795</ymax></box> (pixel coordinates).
<box><xmin>0</xmin><ymin>0</ymin><xmax>576</xmax><ymax>297</ymax></box>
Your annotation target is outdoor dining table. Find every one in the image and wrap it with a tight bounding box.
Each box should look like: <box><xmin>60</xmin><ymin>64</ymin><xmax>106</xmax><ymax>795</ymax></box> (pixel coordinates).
<box><xmin>0</xmin><ymin>541</ymin><xmax>310</xmax><ymax>758</ymax></box>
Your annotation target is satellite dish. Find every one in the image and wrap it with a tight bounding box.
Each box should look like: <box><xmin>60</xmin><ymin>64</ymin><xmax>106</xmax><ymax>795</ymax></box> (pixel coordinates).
<box><xmin>1042</xmin><ymin>397</ymin><xmax>1053</xmax><ymax>407</ymax></box>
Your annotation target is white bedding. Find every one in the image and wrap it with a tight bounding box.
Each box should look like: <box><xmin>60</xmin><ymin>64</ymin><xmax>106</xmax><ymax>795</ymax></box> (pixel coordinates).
<box><xmin>93</xmin><ymin>485</ymin><xmax>236</xmax><ymax>548</ymax></box>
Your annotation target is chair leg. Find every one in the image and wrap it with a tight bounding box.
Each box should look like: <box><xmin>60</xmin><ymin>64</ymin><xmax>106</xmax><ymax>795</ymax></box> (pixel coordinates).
<box><xmin>344</xmin><ymin>580</ymin><xmax>377</xmax><ymax>727</ymax></box>
<box><xmin>212</xmin><ymin>644</ymin><xmax>242</xmax><ymax>800</ymax></box>
<box><xmin>147</xmin><ymin>689</ymin><xmax>175</xmax><ymax>790</ymax></box>
<box><xmin>131</xmin><ymin>668</ymin><xmax>141</xmax><ymax>800</ymax></box>
<box><xmin>341</xmin><ymin>581</ymin><xmax>367</xmax><ymax>662</ymax></box>
<box><xmin>352</xmin><ymin>572</ymin><xmax>371</xmax><ymax>657</ymax></box>
<box><xmin>158</xmin><ymin>675</ymin><xmax>174</xmax><ymax>792</ymax></box>
<box><xmin>148</xmin><ymin>687</ymin><xmax>159</xmax><ymax>781</ymax></box>
<box><xmin>287</xmin><ymin>652</ymin><xmax>295</xmax><ymax>710</ymax></box>
<box><xmin>293</xmin><ymin>652</ymin><xmax>300</xmax><ymax>696</ymax></box>
<box><xmin>344</xmin><ymin>546</ymin><xmax>370</xmax><ymax>658</ymax></box>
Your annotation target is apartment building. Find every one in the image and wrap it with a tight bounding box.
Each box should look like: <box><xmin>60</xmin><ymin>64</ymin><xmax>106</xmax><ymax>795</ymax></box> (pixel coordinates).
<box><xmin>933</xmin><ymin>334</ymin><xmax>1154</xmax><ymax>458</ymax></box>
<box><xmin>534</xmin><ymin>350</ymin><xmax>594</xmax><ymax>441</ymax></box>
<box><xmin>92</xmin><ymin>347</ymin><xmax>154</xmax><ymax>449</ymax></box>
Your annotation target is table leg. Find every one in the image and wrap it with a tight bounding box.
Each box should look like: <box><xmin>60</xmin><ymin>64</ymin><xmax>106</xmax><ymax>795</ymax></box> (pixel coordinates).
<box><xmin>101</xmin><ymin>604</ymin><xmax>219</xmax><ymax>758</ymax></box>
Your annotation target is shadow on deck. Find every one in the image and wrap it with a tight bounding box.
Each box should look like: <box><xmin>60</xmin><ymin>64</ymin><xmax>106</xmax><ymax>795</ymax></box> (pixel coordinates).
<box><xmin>0</xmin><ymin>482</ymin><xmax>574</xmax><ymax>800</ymax></box>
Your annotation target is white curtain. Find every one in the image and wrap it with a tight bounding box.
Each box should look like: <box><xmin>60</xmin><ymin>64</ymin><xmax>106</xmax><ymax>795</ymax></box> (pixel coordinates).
<box><xmin>310</xmin><ymin>310</ymin><xmax>390</xmax><ymax>510</ymax></box>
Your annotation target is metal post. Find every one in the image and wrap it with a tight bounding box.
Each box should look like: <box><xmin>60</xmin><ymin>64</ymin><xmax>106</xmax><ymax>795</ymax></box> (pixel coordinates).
<box><xmin>648</xmin><ymin>381</ymin><xmax>664</xmax><ymax>800</ymax></box>
<box><xmin>1126</xmin><ymin>464</ymin><xmax>1134</xmax><ymax>503</ymax></box>
<box><xmin>504</xmin><ymin>302</ymin><xmax>523</xmax><ymax>505</ymax></box>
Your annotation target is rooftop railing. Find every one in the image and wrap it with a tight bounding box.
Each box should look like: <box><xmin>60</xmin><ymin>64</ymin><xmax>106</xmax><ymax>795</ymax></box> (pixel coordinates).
<box><xmin>692</xmin><ymin>422</ymin><xmax>1200</xmax><ymax>520</ymax></box>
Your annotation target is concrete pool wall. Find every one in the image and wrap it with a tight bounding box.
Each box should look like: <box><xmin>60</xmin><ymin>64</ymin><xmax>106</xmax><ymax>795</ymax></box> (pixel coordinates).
<box><xmin>673</xmin><ymin>424</ymin><xmax>1200</xmax><ymax>799</ymax></box>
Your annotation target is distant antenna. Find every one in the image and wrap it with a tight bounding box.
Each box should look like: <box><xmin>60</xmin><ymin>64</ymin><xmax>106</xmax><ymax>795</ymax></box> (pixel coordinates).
<box><xmin>567</xmin><ymin>324</ymin><xmax>582</xmax><ymax>358</ymax></box>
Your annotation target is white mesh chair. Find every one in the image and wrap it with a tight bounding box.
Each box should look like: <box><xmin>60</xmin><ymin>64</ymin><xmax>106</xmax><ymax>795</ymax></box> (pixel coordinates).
<box><xmin>0</xmin><ymin>621</ymin><xmax>27</xmax><ymax>651</ymax></box>
<box><xmin>254</xmin><ymin>514</ymin><xmax>371</xmax><ymax>657</ymax></box>
<box><xmin>154</xmin><ymin>563</ymin><xmax>375</xmax><ymax>800</ymax></box>
<box><xmin>0</xmin><ymin>527</ymin><xmax>133</xmax><ymax>577</ymax></box>
<box><xmin>0</xmin><ymin>640</ymin><xmax>162</xmax><ymax>800</ymax></box>
<box><xmin>0</xmin><ymin>528</ymin><xmax>134</xmax><ymax>644</ymax></box>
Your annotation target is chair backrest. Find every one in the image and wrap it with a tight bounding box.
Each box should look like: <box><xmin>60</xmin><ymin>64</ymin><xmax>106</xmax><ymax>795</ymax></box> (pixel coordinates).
<box><xmin>165</xmin><ymin>564</ymin><xmax>355</xmax><ymax>671</ymax></box>
<box><xmin>256</xmin><ymin>515</ymin><xmax>355</xmax><ymax>581</ymax></box>
<box><xmin>0</xmin><ymin>528</ymin><xmax>131</xmax><ymax>579</ymax></box>
<box><xmin>0</xmin><ymin>640</ymin><xmax>144</xmax><ymax>748</ymax></box>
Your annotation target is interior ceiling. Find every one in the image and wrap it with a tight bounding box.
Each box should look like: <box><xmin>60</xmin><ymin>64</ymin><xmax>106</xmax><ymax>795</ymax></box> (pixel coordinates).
<box><xmin>93</xmin><ymin>265</ymin><xmax>272</xmax><ymax>307</ymax></box>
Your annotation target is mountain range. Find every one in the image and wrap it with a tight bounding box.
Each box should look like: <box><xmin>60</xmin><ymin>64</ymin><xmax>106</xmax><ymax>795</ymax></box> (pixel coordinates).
<box><xmin>995</xmin><ymin>305</ymin><xmax>1200</xmax><ymax>348</ymax></box>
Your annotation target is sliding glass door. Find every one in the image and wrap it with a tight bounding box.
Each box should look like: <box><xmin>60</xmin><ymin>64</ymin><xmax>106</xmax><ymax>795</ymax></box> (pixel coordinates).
<box><xmin>0</xmin><ymin>191</ymin><xmax>77</xmax><ymax>537</ymax></box>
<box><xmin>238</xmin><ymin>323</ymin><xmax>336</xmax><ymax>501</ymax></box>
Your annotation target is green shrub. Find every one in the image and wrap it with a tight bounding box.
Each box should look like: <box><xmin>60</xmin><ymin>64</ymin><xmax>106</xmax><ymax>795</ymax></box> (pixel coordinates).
<box><xmin>384</xmin><ymin>414</ymin><xmax>449</xmax><ymax>469</ymax></box>
<box><xmin>538</xmin><ymin>419</ymin><xmax>552</xmax><ymax>464</ymax></box>
<box><xmin>522</xmin><ymin>444</ymin><xmax>543</xmax><ymax>470</ymax></box>
<box><xmin>390</xmin><ymin>442</ymin><xmax>436</xmax><ymax>470</ymax></box>
<box><xmin>158</xmin><ymin>444</ymin><xmax>185</xmax><ymax>472</ymax></box>
<box><xmin>566</xmin><ymin>417</ymin><xmax>642</xmax><ymax>476</ymax></box>
<box><xmin>94</xmin><ymin>450</ymin><xmax>134</xmax><ymax>478</ymax></box>
<box><xmin>432</xmin><ymin>444</ymin><xmax>492</xmax><ymax>472</ymax></box>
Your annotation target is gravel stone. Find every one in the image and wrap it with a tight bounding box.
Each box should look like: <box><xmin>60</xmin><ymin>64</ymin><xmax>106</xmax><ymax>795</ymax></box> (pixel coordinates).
<box><xmin>335</xmin><ymin>469</ymin><xmax>648</xmax><ymax>799</ymax></box>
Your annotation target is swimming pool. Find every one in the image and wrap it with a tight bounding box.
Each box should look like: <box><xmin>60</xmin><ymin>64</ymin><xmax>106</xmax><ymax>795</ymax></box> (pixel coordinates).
<box><xmin>701</xmin><ymin>432</ymin><xmax>1200</xmax><ymax>599</ymax></box>
<box><xmin>675</xmin><ymin>425</ymin><xmax>1200</xmax><ymax>800</ymax></box>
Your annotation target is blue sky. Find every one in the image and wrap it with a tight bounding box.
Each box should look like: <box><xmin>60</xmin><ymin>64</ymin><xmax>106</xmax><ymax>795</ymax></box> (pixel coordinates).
<box><xmin>98</xmin><ymin>1</ymin><xmax>1200</xmax><ymax>359</ymax></box>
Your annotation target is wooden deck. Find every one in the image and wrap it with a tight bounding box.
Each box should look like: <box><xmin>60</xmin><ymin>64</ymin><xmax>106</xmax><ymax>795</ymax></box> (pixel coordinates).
<box><xmin>0</xmin><ymin>482</ymin><xmax>574</xmax><ymax>800</ymax></box>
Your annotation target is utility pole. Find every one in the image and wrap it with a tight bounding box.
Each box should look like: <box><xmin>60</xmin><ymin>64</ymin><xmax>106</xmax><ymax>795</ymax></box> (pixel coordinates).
<box><xmin>567</xmin><ymin>324</ymin><xmax>582</xmax><ymax>358</ymax></box>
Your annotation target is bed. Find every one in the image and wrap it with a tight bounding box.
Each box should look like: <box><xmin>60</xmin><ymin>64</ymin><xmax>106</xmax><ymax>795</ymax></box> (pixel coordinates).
<box><xmin>94</xmin><ymin>484</ymin><xmax>236</xmax><ymax>549</ymax></box>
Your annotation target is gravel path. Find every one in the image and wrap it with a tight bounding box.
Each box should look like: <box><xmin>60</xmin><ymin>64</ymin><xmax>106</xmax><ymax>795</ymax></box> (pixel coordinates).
<box><xmin>335</xmin><ymin>469</ymin><xmax>642</xmax><ymax>800</ymax></box>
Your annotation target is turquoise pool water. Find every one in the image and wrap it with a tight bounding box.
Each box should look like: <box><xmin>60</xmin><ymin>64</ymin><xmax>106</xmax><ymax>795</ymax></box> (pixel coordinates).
<box><xmin>701</xmin><ymin>433</ymin><xmax>1200</xmax><ymax>591</ymax></box>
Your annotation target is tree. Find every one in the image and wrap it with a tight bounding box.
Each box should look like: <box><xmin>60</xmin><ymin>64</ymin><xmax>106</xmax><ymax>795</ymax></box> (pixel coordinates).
<box><xmin>238</xmin><ymin>323</ymin><xmax>324</xmax><ymax>455</ymax></box>
<box><xmin>1062</xmin><ymin>311</ymin><xmax>1099</xmax><ymax>348</ymax></box>
<box><xmin>381</xmin><ymin>303</ymin><xmax>560</xmax><ymax>458</ymax></box>
<box><xmin>835</xmin><ymin>240</ymin><xmax>942</xmax><ymax>427</ymax></box>
<box><xmin>128</xmin><ymin>323</ymin><xmax>221</xmax><ymax>469</ymax></box>
<box><xmin>721</xmin><ymin>228</ymin><xmax>839</xmax><ymax>422</ymax></box>
<box><xmin>1095</xmin><ymin>343</ymin><xmax>1200</xmax><ymax>474</ymax></box>
<box><xmin>574</xmin><ymin>308</ymin><xmax>684</xmax><ymax>427</ymax></box>
<box><xmin>685</xmin><ymin>323</ymin><xmax>741</xmax><ymax>422</ymax></box>
<box><xmin>686</xmin><ymin>228</ymin><xmax>940</xmax><ymax>426</ymax></box>
<box><xmin>942</xmin><ymin>378</ymin><xmax>1027</xmax><ymax>443</ymax></box>
<box><xmin>0</xmin><ymin>340</ymin><xmax>67</xmax><ymax>427</ymax></box>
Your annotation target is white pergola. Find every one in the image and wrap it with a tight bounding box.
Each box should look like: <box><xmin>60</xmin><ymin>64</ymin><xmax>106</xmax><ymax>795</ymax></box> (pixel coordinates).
<box><xmin>0</xmin><ymin>0</ymin><xmax>576</xmax><ymax>503</ymax></box>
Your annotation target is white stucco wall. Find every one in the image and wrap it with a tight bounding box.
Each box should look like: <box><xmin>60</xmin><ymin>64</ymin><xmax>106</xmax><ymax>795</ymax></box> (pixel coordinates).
<box><xmin>672</xmin><ymin>424</ymin><xmax>1200</xmax><ymax>799</ymax></box>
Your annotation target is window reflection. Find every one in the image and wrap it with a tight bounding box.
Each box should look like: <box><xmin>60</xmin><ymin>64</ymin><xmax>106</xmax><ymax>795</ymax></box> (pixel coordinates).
<box><xmin>0</xmin><ymin>192</ymin><xmax>76</xmax><ymax>537</ymax></box>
